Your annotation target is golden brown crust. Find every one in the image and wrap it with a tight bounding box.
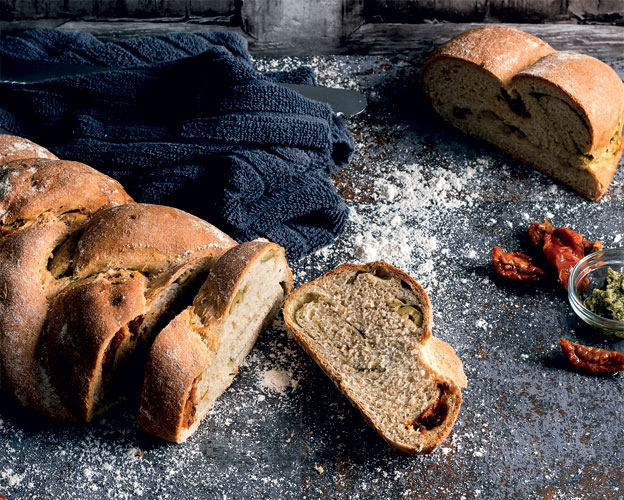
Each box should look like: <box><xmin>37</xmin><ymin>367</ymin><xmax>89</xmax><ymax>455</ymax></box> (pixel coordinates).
<box><xmin>516</xmin><ymin>52</ymin><xmax>624</xmax><ymax>151</ymax></box>
<box><xmin>282</xmin><ymin>261</ymin><xmax>465</xmax><ymax>454</ymax></box>
<box><xmin>74</xmin><ymin>204</ymin><xmax>237</xmax><ymax>277</ymax></box>
<box><xmin>422</xmin><ymin>25</ymin><xmax>555</xmax><ymax>85</ymax></box>
<box><xmin>0</xmin><ymin>158</ymin><xmax>133</xmax><ymax>230</ymax></box>
<box><xmin>137</xmin><ymin>308</ymin><xmax>212</xmax><ymax>442</ymax></box>
<box><xmin>0</xmin><ymin>222</ymin><xmax>75</xmax><ymax>420</ymax></box>
<box><xmin>47</xmin><ymin>271</ymin><xmax>148</xmax><ymax>421</ymax></box>
<box><xmin>0</xmin><ymin>134</ymin><xmax>58</xmax><ymax>163</ymax></box>
<box><xmin>194</xmin><ymin>240</ymin><xmax>293</xmax><ymax>322</ymax></box>
<box><xmin>43</xmin><ymin>205</ymin><xmax>236</xmax><ymax>421</ymax></box>
<box><xmin>422</xmin><ymin>336</ymin><xmax>468</xmax><ymax>389</ymax></box>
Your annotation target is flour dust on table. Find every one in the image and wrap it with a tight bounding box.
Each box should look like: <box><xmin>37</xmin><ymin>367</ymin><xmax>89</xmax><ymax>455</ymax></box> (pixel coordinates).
<box><xmin>1</xmin><ymin>50</ymin><xmax>624</xmax><ymax>500</ymax></box>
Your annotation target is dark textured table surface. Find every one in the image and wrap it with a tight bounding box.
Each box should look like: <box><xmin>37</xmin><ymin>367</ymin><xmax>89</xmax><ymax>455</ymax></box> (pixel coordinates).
<box><xmin>1</xmin><ymin>28</ymin><xmax>624</xmax><ymax>500</ymax></box>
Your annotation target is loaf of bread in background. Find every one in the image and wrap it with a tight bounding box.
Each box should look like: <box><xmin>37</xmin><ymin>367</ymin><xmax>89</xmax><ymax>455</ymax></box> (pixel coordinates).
<box><xmin>283</xmin><ymin>261</ymin><xmax>467</xmax><ymax>453</ymax></box>
<box><xmin>421</xmin><ymin>25</ymin><xmax>624</xmax><ymax>200</ymax></box>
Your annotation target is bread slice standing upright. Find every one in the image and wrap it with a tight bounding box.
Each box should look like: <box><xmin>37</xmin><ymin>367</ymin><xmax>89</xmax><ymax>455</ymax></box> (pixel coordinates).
<box><xmin>139</xmin><ymin>240</ymin><xmax>293</xmax><ymax>442</ymax></box>
<box><xmin>283</xmin><ymin>262</ymin><xmax>467</xmax><ymax>453</ymax></box>
<box><xmin>421</xmin><ymin>25</ymin><xmax>624</xmax><ymax>200</ymax></box>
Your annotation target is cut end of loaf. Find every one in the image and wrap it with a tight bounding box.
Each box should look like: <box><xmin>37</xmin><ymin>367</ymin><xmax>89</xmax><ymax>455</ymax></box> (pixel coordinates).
<box><xmin>283</xmin><ymin>261</ymin><xmax>465</xmax><ymax>454</ymax></box>
<box><xmin>421</xmin><ymin>26</ymin><xmax>624</xmax><ymax>201</ymax></box>
<box><xmin>139</xmin><ymin>241</ymin><xmax>293</xmax><ymax>443</ymax></box>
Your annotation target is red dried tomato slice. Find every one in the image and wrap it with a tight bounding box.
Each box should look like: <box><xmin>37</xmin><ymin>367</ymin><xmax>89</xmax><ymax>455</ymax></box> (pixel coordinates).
<box><xmin>560</xmin><ymin>338</ymin><xmax>624</xmax><ymax>375</ymax></box>
<box><xmin>492</xmin><ymin>246</ymin><xmax>547</xmax><ymax>281</ymax></box>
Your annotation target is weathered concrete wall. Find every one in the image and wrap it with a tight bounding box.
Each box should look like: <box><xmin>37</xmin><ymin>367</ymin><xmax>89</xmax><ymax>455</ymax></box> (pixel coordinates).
<box><xmin>2</xmin><ymin>0</ymin><xmax>623</xmax><ymax>23</ymax></box>
<box><xmin>0</xmin><ymin>0</ymin><xmax>237</xmax><ymax>20</ymax></box>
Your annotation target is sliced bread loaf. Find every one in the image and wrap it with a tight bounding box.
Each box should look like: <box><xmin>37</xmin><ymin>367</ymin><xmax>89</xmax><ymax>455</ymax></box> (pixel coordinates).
<box><xmin>283</xmin><ymin>262</ymin><xmax>466</xmax><ymax>453</ymax></box>
<box><xmin>138</xmin><ymin>240</ymin><xmax>293</xmax><ymax>442</ymax></box>
<box><xmin>45</xmin><ymin>204</ymin><xmax>237</xmax><ymax>421</ymax></box>
<box><xmin>421</xmin><ymin>25</ymin><xmax>624</xmax><ymax>200</ymax></box>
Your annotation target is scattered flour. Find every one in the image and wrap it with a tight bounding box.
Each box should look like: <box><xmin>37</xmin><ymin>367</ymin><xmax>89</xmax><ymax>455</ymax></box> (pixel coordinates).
<box><xmin>1</xmin><ymin>468</ymin><xmax>25</xmax><ymax>487</ymax></box>
<box><xmin>310</xmin><ymin>155</ymin><xmax>484</xmax><ymax>291</ymax></box>
<box><xmin>258</xmin><ymin>368</ymin><xmax>298</xmax><ymax>393</ymax></box>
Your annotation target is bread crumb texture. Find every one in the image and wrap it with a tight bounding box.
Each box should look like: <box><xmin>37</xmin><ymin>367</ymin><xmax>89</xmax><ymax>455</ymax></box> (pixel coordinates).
<box><xmin>421</xmin><ymin>26</ymin><xmax>624</xmax><ymax>201</ymax></box>
<box><xmin>284</xmin><ymin>262</ymin><xmax>465</xmax><ymax>453</ymax></box>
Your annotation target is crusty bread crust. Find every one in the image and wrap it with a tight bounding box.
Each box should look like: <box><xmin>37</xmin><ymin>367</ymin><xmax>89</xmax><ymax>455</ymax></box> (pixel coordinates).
<box><xmin>0</xmin><ymin>142</ymin><xmax>134</xmax><ymax>420</ymax></box>
<box><xmin>0</xmin><ymin>134</ymin><xmax>287</xmax><ymax>442</ymax></box>
<box><xmin>74</xmin><ymin>203</ymin><xmax>237</xmax><ymax>277</ymax></box>
<box><xmin>516</xmin><ymin>52</ymin><xmax>624</xmax><ymax>151</ymax></box>
<box><xmin>47</xmin><ymin>271</ymin><xmax>149</xmax><ymax>420</ymax></box>
<box><xmin>421</xmin><ymin>25</ymin><xmax>624</xmax><ymax>200</ymax></box>
<box><xmin>138</xmin><ymin>308</ymin><xmax>212</xmax><ymax>441</ymax></box>
<box><xmin>0</xmin><ymin>158</ymin><xmax>132</xmax><ymax>230</ymax></box>
<box><xmin>283</xmin><ymin>261</ymin><xmax>466</xmax><ymax>454</ymax></box>
<box><xmin>193</xmin><ymin>240</ymin><xmax>293</xmax><ymax>322</ymax></box>
<box><xmin>422</xmin><ymin>25</ymin><xmax>556</xmax><ymax>85</ymax></box>
<box><xmin>0</xmin><ymin>221</ymin><xmax>76</xmax><ymax>420</ymax></box>
<box><xmin>0</xmin><ymin>134</ymin><xmax>57</xmax><ymax>164</ymax></box>
<box><xmin>139</xmin><ymin>240</ymin><xmax>293</xmax><ymax>442</ymax></box>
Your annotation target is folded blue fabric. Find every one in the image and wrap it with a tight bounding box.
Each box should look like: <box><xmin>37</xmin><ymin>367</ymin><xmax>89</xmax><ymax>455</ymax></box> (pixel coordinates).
<box><xmin>0</xmin><ymin>29</ymin><xmax>354</xmax><ymax>259</ymax></box>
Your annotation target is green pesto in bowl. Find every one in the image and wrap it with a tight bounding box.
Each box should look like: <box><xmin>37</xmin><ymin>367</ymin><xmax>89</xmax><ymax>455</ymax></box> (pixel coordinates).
<box><xmin>583</xmin><ymin>267</ymin><xmax>624</xmax><ymax>321</ymax></box>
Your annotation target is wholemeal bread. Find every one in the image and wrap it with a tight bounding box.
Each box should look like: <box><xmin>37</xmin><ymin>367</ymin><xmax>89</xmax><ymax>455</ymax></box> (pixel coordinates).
<box><xmin>282</xmin><ymin>262</ymin><xmax>467</xmax><ymax>453</ymax></box>
<box><xmin>139</xmin><ymin>240</ymin><xmax>292</xmax><ymax>442</ymax></box>
<box><xmin>421</xmin><ymin>25</ymin><xmax>624</xmax><ymax>200</ymax></box>
<box><xmin>0</xmin><ymin>134</ymin><xmax>291</xmax><ymax>443</ymax></box>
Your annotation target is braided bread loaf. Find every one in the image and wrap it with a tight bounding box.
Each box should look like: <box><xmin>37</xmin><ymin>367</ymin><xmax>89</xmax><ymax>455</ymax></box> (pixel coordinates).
<box><xmin>421</xmin><ymin>26</ymin><xmax>624</xmax><ymax>200</ymax></box>
<box><xmin>0</xmin><ymin>134</ymin><xmax>292</xmax><ymax>442</ymax></box>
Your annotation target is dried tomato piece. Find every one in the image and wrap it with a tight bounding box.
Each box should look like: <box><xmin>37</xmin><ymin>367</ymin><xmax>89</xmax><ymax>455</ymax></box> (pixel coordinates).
<box><xmin>128</xmin><ymin>315</ymin><xmax>145</xmax><ymax>340</ymax></box>
<box><xmin>103</xmin><ymin>326</ymin><xmax>128</xmax><ymax>372</ymax></box>
<box><xmin>494</xmin><ymin>220</ymin><xmax>601</xmax><ymax>289</ymax></box>
<box><xmin>530</xmin><ymin>219</ymin><xmax>600</xmax><ymax>256</ymax></box>
<box><xmin>541</xmin><ymin>228</ymin><xmax>585</xmax><ymax>289</ymax></box>
<box><xmin>560</xmin><ymin>338</ymin><xmax>624</xmax><ymax>375</ymax></box>
<box><xmin>528</xmin><ymin>219</ymin><xmax>554</xmax><ymax>247</ymax></box>
<box><xmin>406</xmin><ymin>383</ymin><xmax>449</xmax><ymax>431</ymax></box>
<box><xmin>492</xmin><ymin>246</ymin><xmax>546</xmax><ymax>281</ymax></box>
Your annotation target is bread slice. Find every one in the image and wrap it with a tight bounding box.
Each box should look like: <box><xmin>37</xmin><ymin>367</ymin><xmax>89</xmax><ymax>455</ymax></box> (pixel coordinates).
<box><xmin>138</xmin><ymin>240</ymin><xmax>293</xmax><ymax>442</ymax></box>
<box><xmin>282</xmin><ymin>262</ymin><xmax>467</xmax><ymax>453</ymax></box>
<box><xmin>421</xmin><ymin>25</ymin><xmax>624</xmax><ymax>200</ymax></box>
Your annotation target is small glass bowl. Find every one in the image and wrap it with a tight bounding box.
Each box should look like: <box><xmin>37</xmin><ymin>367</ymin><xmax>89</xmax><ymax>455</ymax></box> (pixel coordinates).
<box><xmin>568</xmin><ymin>248</ymin><xmax>624</xmax><ymax>337</ymax></box>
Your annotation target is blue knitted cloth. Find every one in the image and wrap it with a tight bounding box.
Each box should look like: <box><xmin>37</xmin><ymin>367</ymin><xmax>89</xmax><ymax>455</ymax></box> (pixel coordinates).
<box><xmin>0</xmin><ymin>30</ymin><xmax>354</xmax><ymax>259</ymax></box>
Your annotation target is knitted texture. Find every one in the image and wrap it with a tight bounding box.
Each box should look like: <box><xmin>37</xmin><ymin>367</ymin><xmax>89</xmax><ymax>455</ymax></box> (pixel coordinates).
<box><xmin>0</xmin><ymin>29</ymin><xmax>354</xmax><ymax>259</ymax></box>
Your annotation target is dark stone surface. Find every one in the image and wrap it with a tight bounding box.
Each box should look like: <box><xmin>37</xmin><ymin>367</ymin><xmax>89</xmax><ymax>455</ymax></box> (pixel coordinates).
<box><xmin>1</xmin><ymin>34</ymin><xmax>624</xmax><ymax>500</ymax></box>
